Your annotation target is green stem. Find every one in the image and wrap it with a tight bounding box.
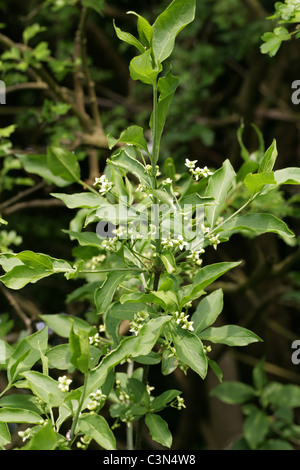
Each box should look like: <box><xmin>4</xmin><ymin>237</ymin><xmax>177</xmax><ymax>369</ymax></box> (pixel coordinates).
<box><xmin>134</xmin><ymin>80</ymin><xmax>162</xmax><ymax>451</ymax></box>
<box><xmin>81</xmin><ymin>268</ymin><xmax>145</xmax><ymax>273</ymax></box>
<box><xmin>151</xmin><ymin>82</ymin><xmax>160</xmax><ymax>173</ymax></box>
<box><xmin>69</xmin><ymin>372</ymin><xmax>88</xmax><ymax>446</ymax></box>
<box><xmin>209</xmin><ymin>193</ymin><xmax>258</xmax><ymax>236</ymax></box>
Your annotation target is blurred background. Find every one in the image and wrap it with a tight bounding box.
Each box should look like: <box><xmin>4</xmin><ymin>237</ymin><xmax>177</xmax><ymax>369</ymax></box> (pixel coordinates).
<box><xmin>1</xmin><ymin>0</ymin><xmax>300</xmax><ymax>450</ymax></box>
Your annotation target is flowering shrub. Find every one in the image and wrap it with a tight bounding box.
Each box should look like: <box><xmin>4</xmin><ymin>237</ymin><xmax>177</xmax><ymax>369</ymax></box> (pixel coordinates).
<box><xmin>0</xmin><ymin>0</ymin><xmax>300</xmax><ymax>451</ymax></box>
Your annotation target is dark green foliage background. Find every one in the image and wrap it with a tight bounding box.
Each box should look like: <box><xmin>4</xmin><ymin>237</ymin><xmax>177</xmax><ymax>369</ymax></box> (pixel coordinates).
<box><xmin>1</xmin><ymin>0</ymin><xmax>300</xmax><ymax>450</ymax></box>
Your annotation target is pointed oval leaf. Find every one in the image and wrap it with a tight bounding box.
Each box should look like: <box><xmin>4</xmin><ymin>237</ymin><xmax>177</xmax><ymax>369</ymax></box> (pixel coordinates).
<box><xmin>78</xmin><ymin>413</ymin><xmax>116</xmax><ymax>450</ymax></box>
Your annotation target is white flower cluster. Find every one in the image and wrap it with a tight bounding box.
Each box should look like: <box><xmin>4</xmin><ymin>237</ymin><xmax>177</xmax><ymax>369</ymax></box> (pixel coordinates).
<box><xmin>89</xmin><ymin>325</ymin><xmax>106</xmax><ymax>347</ymax></box>
<box><xmin>58</xmin><ymin>375</ymin><xmax>72</xmax><ymax>392</ymax></box>
<box><xmin>161</xmin><ymin>234</ymin><xmax>188</xmax><ymax>251</ymax></box>
<box><xmin>76</xmin><ymin>435</ymin><xmax>92</xmax><ymax>449</ymax></box>
<box><xmin>89</xmin><ymin>332</ymin><xmax>101</xmax><ymax>347</ymax></box>
<box><xmin>146</xmin><ymin>383</ymin><xmax>155</xmax><ymax>395</ymax></box>
<box><xmin>209</xmin><ymin>234</ymin><xmax>220</xmax><ymax>250</ymax></box>
<box><xmin>93</xmin><ymin>175</ymin><xmax>113</xmax><ymax>195</ymax></box>
<box><xmin>136</xmin><ymin>183</ymin><xmax>148</xmax><ymax>192</ymax></box>
<box><xmin>85</xmin><ymin>254</ymin><xmax>106</xmax><ymax>270</ymax></box>
<box><xmin>201</xmin><ymin>224</ymin><xmax>220</xmax><ymax>250</ymax></box>
<box><xmin>116</xmin><ymin>379</ymin><xmax>130</xmax><ymax>403</ymax></box>
<box><xmin>129</xmin><ymin>311</ymin><xmax>149</xmax><ymax>335</ymax></box>
<box><xmin>18</xmin><ymin>427</ymin><xmax>35</xmax><ymax>442</ymax></box>
<box><xmin>186</xmin><ymin>248</ymin><xmax>205</xmax><ymax>266</ymax></box>
<box><xmin>144</xmin><ymin>164</ymin><xmax>160</xmax><ymax>177</ymax></box>
<box><xmin>173</xmin><ymin>311</ymin><xmax>194</xmax><ymax>332</ymax></box>
<box><xmin>87</xmin><ymin>389</ymin><xmax>107</xmax><ymax>412</ymax></box>
<box><xmin>185</xmin><ymin>159</ymin><xmax>213</xmax><ymax>181</ymax></box>
<box><xmin>171</xmin><ymin>396</ymin><xmax>186</xmax><ymax>410</ymax></box>
<box><xmin>102</xmin><ymin>238</ymin><xmax>118</xmax><ymax>251</ymax></box>
<box><xmin>162</xmin><ymin>178</ymin><xmax>173</xmax><ymax>186</ymax></box>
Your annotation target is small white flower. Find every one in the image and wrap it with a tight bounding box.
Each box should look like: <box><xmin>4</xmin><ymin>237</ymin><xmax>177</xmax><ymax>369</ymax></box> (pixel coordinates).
<box><xmin>89</xmin><ymin>332</ymin><xmax>101</xmax><ymax>346</ymax></box>
<box><xmin>173</xmin><ymin>311</ymin><xmax>194</xmax><ymax>332</ymax></box>
<box><xmin>209</xmin><ymin>234</ymin><xmax>220</xmax><ymax>250</ymax></box>
<box><xmin>187</xmin><ymin>249</ymin><xmax>205</xmax><ymax>266</ymax></box>
<box><xmin>190</xmin><ymin>166</ymin><xmax>214</xmax><ymax>181</ymax></box>
<box><xmin>58</xmin><ymin>375</ymin><xmax>72</xmax><ymax>392</ymax></box>
<box><xmin>129</xmin><ymin>311</ymin><xmax>149</xmax><ymax>335</ymax></box>
<box><xmin>18</xmin><ymin>428</ymin><xmax>34</xmax><ymax>442</ymax></box>
<box><xmin>162</xmin><ymin>178</ymin><xmax>173</xmax><ymax>186</ymax></box>
<box><xmin>102</xmin><ymin>238</ymin><xmax>117</xmax><ymax>251</ymax></box>
<box><xmin>146</xmin><ymin>384</ymin><xmax>155</xmax><ymax>395</ymax></box>
<box><xmin>93</xmin><ymin>175</ymin><xmax>113</xmax><ymax>195</ymax></box>
<box><xmin>185</xmin><ymin>158</ymin><xmax>198</xmax><ymax>169</ymax></box>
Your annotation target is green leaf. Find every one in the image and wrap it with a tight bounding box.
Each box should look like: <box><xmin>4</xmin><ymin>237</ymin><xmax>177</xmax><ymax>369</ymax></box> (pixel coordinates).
<box><xmin>274</xmin><ymin>167</ymin><xmax>300</xmax><ymax>185</ymax></box>
<box><xmin>150</xmin><ymin>389</ymin><xmax>181</xmax><ymax>412</ymax></box>
<box><xmin>16</xmin><ymin>153</ymin><xmax>71</xmax><ymax>187</ymax></box>
<box><xmin>259</xmin><ymin>440</ymin><xmax>294</xmax><ymax>450</ymax></box>
<box><xmin>244</xmin><ymin>171</ymin><xmax>276</xmax><ymax>194</ymax></box>
<box><xmin>192</xmin><ymin>289</ymin><xmax>223</xmax><ymax>334</ymax></box>
<box><xmin>145</xmin><ymin>413</ymin><xmax>172</xmax><ymax>448</ymax></box>
<box><xmin>23</xmin><ymin>24</ymin><xmax>46</xmax><ymax>44</ymax></box>
<box><xmin>260</xmin><ymin>27</ymin><xmax>291</xmax><ymax>57</ymax></box>
<box><xmin>0</xmin><ymin>125</ymin><xmax>17</xmax><ymax>138</ymax></box>
<box><xmin>210</xmin><ymin>381</ymin><xmax>257</xmax><ymax>404</ymax></box>
<box><xmin>113</xmin><ymin>19</ymin><xmax>145</xmax><ymax>54</ymax></box>
<box><xmin>129</xmin><ymin>49</ymin><xmax>162</xmax><ymax>85</ymax></box>
<box><xmin>208</xmin><ymin>358</ymin><xmax>223</xmax><ymax>383</ymax></box>
<box><xmin>150</xmin><ymin>72</ymin><xmax>180</xmax><ymax>162</ymax></box>
<box><xmin>134</xmin><ymin>351</ymin><xmax>161</xmax><ymax>365</ymax></box>
<box><xmin>132</xmin><ymin>316</ymin><xmax>172</xmax><ymax>357</ymax></box>
<box><xmin>258</xmin><ymin>139</ymin><xmax>277</xmax><ymax>173</ymax></box>
<box><xmin>0</xmin><ymin>339</ymin><xmax>13</xmax><ymax>365</ymax></box>
<box><xmin>47</xmin><ymin>146</ymin><xmax>81</xmax><ymax>183</ymax></box>
<box><xmin>152</xmin><ymin>0</ymin><xmax>196</xmax><ymax>63</ymax></box>
<box><xmin>51</xmin><ymin>192</ymin><xmax>105</xmax><ymax>209</ymax></box>
<box><xmin>158</xmin><ymin>252</ymin><xmax>177</xmax><ymax>274</ymax></box>
<box><xmin>86</xmin><ymin>336</ymin><xmax>139</xmax><ymax>397</ymax></box>
<box><xmin>0</xmin><ymin>265</ymin><xmax>50</xmax><ymax>290</ymax></box>
<box><xmin>127</xmin><ymin>378</ymin><xmax>150</xmax><ymax>408</ymax></box>
<box><xmin>266</xmin><ymin>384</ymin><xmax>300</xmax><ymax>408</ymax></box>
<box><xmin>127</xmin><ymin>11</ymin><xmax>153</xmax><ymax>47</ymax></box>
<box><xmin>205</xmin><ymin>159</ymin><xmax>236</xmax><ymax>228</ymax></box>
<box><xmin>108</xmin><ymin>145</ymin><xmax>151</xmax><ymax>186</ymax></box>
<box><xmin>219</xmin><ymin>213</ymin><xmax>295</xmax><ymax>239</ymax></box>
<box><xmin>178</xmin><ymin>261</ymin><xmax>240</xmax><ymax>309</ymax></box>
<box><xmin>40</xmin><ymin>313</ymin><xmax>92</xmax><ymax>338</ymax></box>
<box><xmin>7</xmin><ymin>327</ymin><xmax>48</xmax><ymax>383</ymax></box>
<box><xmin>0</xmin><ymin>422</ymin><xmax>10</xmax><ymax>447</ymax></box>
<box><xmin>121</xmin><ymin>291</ymin><xmax>179</xmax><ymax>312</ymax></box>
<box><xmin>108</xmin><ymin>125</ymin><xmax>149</xmax><ymax>153</ymax></box>
<box><xmin>161</xmin><ymin>349</ymin><xmax>178</xmax><ymax>376</ymax></box>
<box><xmin>21</xmin><ymin>371</ymin><xmax>66</xmax><ymax>407</ymax></box>
<box><xmin>0</xmin><ymin>251</ymin><xmax>74</xmax><ymax>289</ymax></box>
<box><xmin>0</xmin><ymin>394</ymin><xmax>43</xmax><ymax>414</ymax></box>
<box><xmin>244</xmin><ymin>408</ymin><xmax>270</xmax><ymax>450</ymax></box>
<box><xmin>107</xmin><ymin>302</ymin><xmax>154</xmax><ymax>321</ymax></box>
<box><xmin>95</xmin><ymin>271</ymin><xmax>130</xmax><ymax>314</ymax></box>
<box><xmin>62</xmin><ymin>229</ymin><xmax>103</xmax><ymax>247</ymax></box>
<box><xmin>22</xmin><ymin>422</ymin><xmax>59</xmax><ymax>450</ymax></box>
<box><xmin>0</xmin><ymin>407</ymin><xmax>42</xmax><ymax>424</ymax></box>
<box><xmin>171</xmin><ymin>324</ymin><xmax>208</xmax><ymax>379</ymax></box>
<box><xmin>78</xmin><ymin>413</ymin><xmax>116</xmax><ymax>450</ymax></box>
<box><xmin>198</xmin><ymin>325</ymin><xmax>262</xmax><ymax>346</ymax></box>
<box><xmin>252</xmin><ymin>359</ymin><xmax>267</xmax><ymax>391</ymax></box>
<box><xmin>69</xmin><ymin>324</ymin><xmax>90</xmax><ymax>374</ymax></box>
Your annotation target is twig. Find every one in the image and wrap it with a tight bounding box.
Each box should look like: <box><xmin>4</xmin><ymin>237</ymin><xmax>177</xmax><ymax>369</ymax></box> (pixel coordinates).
<box><xmin>2</xmin><ymin>198</ymin><xmax>64</xmax><ymax>215</ymax></box>
<box><xmin>0</xmin><ymin>284</ymin><xmax>32</xmax><ymax>334</ymax></box>
<box><xmin>0</xmin><ymin>181</ymin><xmax>46</xmax><ymax>210</ymax></box>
